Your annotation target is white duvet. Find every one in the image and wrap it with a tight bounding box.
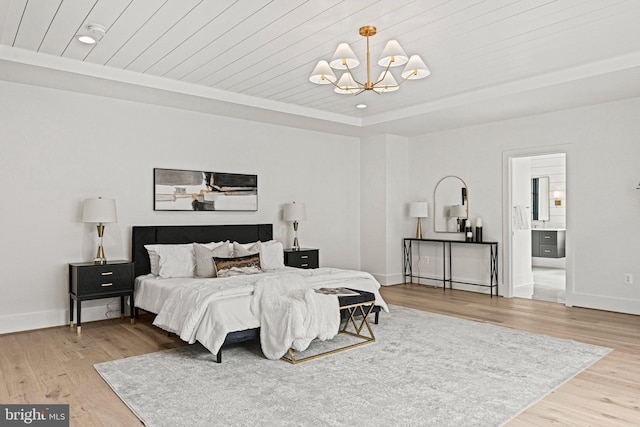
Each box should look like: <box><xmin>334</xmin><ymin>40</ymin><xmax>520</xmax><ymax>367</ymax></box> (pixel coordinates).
<box><xmin>135</xmin><ymin>267</ymin><xmax>389</xmax><ymax>356</ymax></box>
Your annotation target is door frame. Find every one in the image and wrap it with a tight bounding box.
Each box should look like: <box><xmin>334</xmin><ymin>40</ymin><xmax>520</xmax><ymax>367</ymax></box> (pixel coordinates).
<box><xmin>502</xmin><ymin>144</ymin><xmax>573</xmax><ymax>306</ymax></box>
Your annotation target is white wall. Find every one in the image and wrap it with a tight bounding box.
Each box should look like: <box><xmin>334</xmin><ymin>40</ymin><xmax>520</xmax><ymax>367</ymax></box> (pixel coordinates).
<box><xmin>360</xmin><ymin>134</ymin><xmax>409</xmax><ymax>285</ymax></box>
<box><xmin>405</xmin><ymin>97</ymin><xmax>640</xmax><ymax>314</ymax></box>
<box><xmin>0</xmin><ymin>80</ymin><xmax>361</xmax><ymax>334</ymax></box>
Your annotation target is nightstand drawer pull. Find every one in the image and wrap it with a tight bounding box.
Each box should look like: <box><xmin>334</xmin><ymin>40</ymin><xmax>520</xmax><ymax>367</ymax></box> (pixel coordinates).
<box><xmin>101</xmin><ymin>272</ymin><xmax>113</xmax><ymax>276</ymax></box>
<box><xmin>301</xmin><ymin>255</ymin><xmax>309</xmax><ymax>259</ymax></box>
<box><xmin>101</xmin><ymin>282</ymin><xmax>113</xmax><ymax>287</ymax></box>
<box><xmin>301</xmin><ymin>263</ymin><xmax>309</xmax><ymax>267</ymax></box>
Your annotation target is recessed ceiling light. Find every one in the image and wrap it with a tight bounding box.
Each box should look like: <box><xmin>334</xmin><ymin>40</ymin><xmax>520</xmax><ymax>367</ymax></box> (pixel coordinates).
<box><xmin>355</xmin><ymin>103</ymin><xmax>367</xmax><ymax>109</ymax></box>
<box><xmin>77</xmin><ymin>24</ymin><xmax>106</xmax><ymax>45</ymax></box>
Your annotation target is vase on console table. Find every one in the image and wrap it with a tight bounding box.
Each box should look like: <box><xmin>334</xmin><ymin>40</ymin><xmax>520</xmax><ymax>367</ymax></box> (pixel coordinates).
<box><xmin>475</xmin><ymin>218</ymin><xmax>483</xmax><ymax>242</ymax></box>
<box><xmin>465</xmin><ymin>220</ymin><xmax>473</xmax><ymax>242</ymax></box>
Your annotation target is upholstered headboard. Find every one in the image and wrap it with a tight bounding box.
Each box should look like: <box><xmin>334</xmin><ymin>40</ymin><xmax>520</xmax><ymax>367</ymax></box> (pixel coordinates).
<box><xmin>131</xmin><ymin>224</ymin><xmax>273</xmax><ymax>278</ymax></box>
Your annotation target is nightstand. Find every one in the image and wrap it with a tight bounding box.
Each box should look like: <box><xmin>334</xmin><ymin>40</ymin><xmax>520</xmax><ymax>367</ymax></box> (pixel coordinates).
<box><xmin>68</xmin><ymin>260</ymin><xmax>135</xmax><ymax>334</ymax></box>
<box><xmin>284</xmin><ymin>248</ymin><xmax>319</xmax><ymax>269</ymax></box>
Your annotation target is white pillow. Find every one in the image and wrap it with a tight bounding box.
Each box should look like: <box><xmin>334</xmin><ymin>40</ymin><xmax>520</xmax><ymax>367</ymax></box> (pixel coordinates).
<box><xmin>232</xmin><ymin>240</ymin><xmax>284</xmax><ymax>270</ymax></box>
<box><xmin>233</xmin><ymin>241</ymin><xmax>259</xmax><ymax>257</ymax></box>
<box><xmin>258</xmin><ymin>240</ymin><xmax>285</xmax><ymax>270</ymax></box>
<box><xmin>156</xmin><ymin>244</ymin><xmax>196</xmax><ymax>278</ymax></box>
<box><xmin>144</xmin><ymin>244</ymin><xmax>193</xmax><ymax>276</ymax></box>
<box><xmin>144</xmin><ymin>244</ymin><xmax>161</xmax><ymax>276</ymax></box>
<box><xmin>193</xmin><ymin>242</ymin><xmax>232</xmax><ymax>278</ymax></box>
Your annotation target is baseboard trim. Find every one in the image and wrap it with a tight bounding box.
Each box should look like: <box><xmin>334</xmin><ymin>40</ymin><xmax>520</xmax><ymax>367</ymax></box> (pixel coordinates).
<box><xmin>569</xmin><ymin>292</ymin><xmax>640</xmax><ymax>316</ymax></box>
<box><xmin>0</xmin><ymin>299</ymin><xmax>126</xmax><ymax>335</ymax></box>
<box><xmin>513</xmin><ymin>282</ymin><xmax>534</xmax><ymax>299</ymax></box>
<box><xmin>372</xmin><ymin>273</ymin><xmax>403</xmax><ymax>286</ymax></box>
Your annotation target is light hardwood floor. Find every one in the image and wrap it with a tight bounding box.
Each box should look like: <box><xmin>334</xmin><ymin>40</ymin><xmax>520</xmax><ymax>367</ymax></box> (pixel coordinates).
<box><xmin>0</xmin><ymin>286</ymin><xmax>638</xmax><ymax>426</ymax></box>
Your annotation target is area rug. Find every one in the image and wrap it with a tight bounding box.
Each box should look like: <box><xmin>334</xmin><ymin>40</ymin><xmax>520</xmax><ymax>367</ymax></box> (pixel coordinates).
<box><xmin>94</xmin><ymin>305</ymin><xmax>610</xmax><ymax>426</ymax></box>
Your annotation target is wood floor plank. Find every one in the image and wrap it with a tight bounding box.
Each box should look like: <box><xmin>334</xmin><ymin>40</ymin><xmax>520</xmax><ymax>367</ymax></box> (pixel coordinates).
<box><xmin>0</xmin><ymin>286</ymin><xmax>638</xmax><ymax>426</ymax></box>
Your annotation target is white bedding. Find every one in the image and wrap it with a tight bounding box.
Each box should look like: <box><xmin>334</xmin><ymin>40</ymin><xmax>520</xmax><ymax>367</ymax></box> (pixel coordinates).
<box><xmin>134</xmin><ymin>267</ymin><xmax>389</xmax><ymax>356</ymax></box>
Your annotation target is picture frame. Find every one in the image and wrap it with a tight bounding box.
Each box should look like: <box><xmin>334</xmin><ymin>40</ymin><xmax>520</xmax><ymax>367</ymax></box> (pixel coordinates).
<box><xmin>154</xmin><ymin>168</ymin><xmax>258</xmax><ymax>211</ymax></box>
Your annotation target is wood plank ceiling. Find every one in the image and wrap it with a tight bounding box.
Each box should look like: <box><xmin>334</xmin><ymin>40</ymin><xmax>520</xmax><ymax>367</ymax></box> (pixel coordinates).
<box><xmin>1</xmin><ymin>0</ymin><xmax>640</xmax><ymax>135</ymax></box>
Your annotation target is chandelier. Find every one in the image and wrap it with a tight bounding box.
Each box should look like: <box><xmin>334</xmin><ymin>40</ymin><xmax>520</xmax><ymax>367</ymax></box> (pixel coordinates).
<box><xmin>309</xmin><ymin>26</ymin><xmax>430</xmax><ymax>95</ymax></box>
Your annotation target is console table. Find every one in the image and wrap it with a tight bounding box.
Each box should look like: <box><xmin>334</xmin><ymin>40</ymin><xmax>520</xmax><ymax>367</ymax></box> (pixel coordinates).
<box><xmin>403</xmin><ymin>238</ymin><xmax>499</xmax><ymax>297</ymax></box>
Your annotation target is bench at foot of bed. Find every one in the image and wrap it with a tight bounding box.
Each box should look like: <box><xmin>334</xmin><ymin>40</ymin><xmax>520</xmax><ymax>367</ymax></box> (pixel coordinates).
<box><xmin>212</xmin><ymin>305</ymin><xmax>381</xmax><ymax>363</ymax></box>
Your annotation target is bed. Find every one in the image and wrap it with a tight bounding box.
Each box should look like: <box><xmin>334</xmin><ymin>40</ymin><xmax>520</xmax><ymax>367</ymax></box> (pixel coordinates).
<box><xmin>131</xmin><ymin>224</ymin><xmax>388</xmax><ymax>362</ymax></box>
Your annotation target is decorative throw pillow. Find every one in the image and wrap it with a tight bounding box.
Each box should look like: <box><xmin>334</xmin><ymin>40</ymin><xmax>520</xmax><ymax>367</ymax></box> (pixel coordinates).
<box><xmin>193</xmin><ymin>242</ymin><xmax>231</xmax><ymax>278</ymax></box>
<box><xmin>213</xmin><ymin>253</ymin><xmax>262</xmax><ymax>278</ymax></box>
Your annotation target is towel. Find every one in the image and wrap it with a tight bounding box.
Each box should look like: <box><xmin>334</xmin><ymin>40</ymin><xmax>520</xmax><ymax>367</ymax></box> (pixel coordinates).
<box><xmin>514</xmin><ymin>205</ymin><xmax>531</xmax><ymax>230</ymax></box>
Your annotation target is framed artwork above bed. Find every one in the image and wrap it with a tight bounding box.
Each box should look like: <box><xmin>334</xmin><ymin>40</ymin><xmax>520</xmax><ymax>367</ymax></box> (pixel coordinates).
<box><xmin>154</xmin><ymin>168</ymin><xmax>258</xmax><ymax>211</ymax></box>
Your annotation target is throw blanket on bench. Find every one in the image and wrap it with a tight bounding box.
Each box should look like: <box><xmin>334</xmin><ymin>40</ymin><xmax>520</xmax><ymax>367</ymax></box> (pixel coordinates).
<box><xmin>251</xmin><ymin>275</ymin><xmax>340</xmax><ymax>360</ymax></box>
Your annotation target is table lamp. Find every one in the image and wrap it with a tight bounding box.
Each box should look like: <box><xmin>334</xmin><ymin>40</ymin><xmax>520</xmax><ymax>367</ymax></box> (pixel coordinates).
<box><xmin>409</xmin><ymin>201</ymin><xmax>429</xmax><ymax>239</ymax></box>
<box><xmin>449</xmin><ymin>204</ymin><xmax>467</xmax><ymax>232</ymax></box>
<box><xmin>283</xmin><ymin>202</ymin><xmax>306</xmax><ymax>250</ymax></box>
<box><xmin>83</xmin><ymin>197</ymin><xmax>117</xmax><ymax>264</ymax></box>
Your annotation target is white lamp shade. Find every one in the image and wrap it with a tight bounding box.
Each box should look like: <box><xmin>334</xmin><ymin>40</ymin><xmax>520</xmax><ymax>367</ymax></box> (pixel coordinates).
<box><xmin>401</xmin><ymin>54</ymin><xmax>431</xmax><ymax>80</ymax></box>
<box><xmin>284</xmin><ymin>202</ymin><xmax>307</xmax><ymax>221</ymax></box>
<box><xmin>83</xmin><ymin>198</ymin><xmax>117</xmax><ymax>223</ymax></box>
<box><xmin>334</xmin><ymin>72</ymin><xmax>359</xmax><ymax>94</ymax></box>
<box><xmin>373</xmin><ymin>70</ymin><xmax>399</xmax><ymax>93</ymax></box>
<box><xmin>309</xmin><ymin>60</ymin><xmax>337</xmax><ymax>84</ymax></box>
<box><xmin>378</xmin><ymin>40</ymin><xmax>408</xmax><ymax>67</ymax></box>
<box><xmin>449</xmin><ymin>204</ymin><xmax>466</xmax><ymax>218</ymax></box>
<box><xmin>409</xmin><ymin>201</ymin><xmax>429</xmax><ymax>218</ymax></box>
<box><xmin>329</xmin><ymin>43</ymin><xmax>359</xmax><ymax>69</ymax></box>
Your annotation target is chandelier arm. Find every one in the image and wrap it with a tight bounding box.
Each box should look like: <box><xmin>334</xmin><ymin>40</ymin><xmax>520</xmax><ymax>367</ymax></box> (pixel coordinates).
<box><xmin>323</xmin><ymin>77</ymin><xmax>346</xmax><ymax>90</ymax></box>
<box><xmin>372</xmin><ymin>62</ymin><xmax>394</xmax><ymax>87</ymax></box>
<box><xmin>394</xmin><ymin>73</ymin><xmax>414</xmax><ymax>87</ymax></box>
<box><xmin>344</xmin><ymin>63</ymin><xmax>365</xmax><ymax>87</ymax></box>
<box><xmin>323</xmin><ymin>76</ymin><xmax>362</xmax><ymax>94</ymax></box>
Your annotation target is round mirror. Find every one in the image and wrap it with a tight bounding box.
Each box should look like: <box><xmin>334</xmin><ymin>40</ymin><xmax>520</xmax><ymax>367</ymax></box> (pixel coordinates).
<box><xmin>434</xmin><ymin>176</ymin><xmax>469</xmax><ymax>233</ymax></box>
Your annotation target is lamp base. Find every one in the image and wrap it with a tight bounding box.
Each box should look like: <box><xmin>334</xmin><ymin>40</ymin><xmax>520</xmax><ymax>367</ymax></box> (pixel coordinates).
<box><xmin>94</xmin><ymin>245</ymin><xmax>106</xmax><ymax>265</ymax></box>
<box><xmin>292</xmin><ymin>221</ymin><xmax>300</xmax><ymax>250</ymax></box>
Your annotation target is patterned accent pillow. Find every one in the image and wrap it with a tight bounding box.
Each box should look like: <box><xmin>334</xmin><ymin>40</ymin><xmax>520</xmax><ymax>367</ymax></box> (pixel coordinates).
<box><xmin>213</xmin><ymin>253</ymin><xmax>262</xmax><ymax>278</ymax></box>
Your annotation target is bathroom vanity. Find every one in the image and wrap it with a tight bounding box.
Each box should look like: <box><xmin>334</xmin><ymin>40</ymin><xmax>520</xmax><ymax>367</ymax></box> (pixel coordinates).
<box><xmin>532</xmin><ymin>229</ymin><xmax>565</xmax><ymax>258</ymax></box>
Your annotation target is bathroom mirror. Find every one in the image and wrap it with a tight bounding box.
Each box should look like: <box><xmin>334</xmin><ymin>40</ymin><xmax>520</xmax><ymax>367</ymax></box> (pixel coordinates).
<box><xmin>531</xmin><ymin>176</ymin><xmax>550</xmax><ymax>221</ymax></box>
<box><xmin>434</xmin><ymin>176</ymin><xmax>469</xmax><ymax>232</ymax></box>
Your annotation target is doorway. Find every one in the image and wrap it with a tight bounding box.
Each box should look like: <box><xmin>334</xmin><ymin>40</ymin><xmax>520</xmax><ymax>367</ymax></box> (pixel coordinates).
<box><xmin>530</xmin><ymin>154</ymin><xmax>566</xmax><ymax>303</ymax></box>
<box><xmin>503</xmin><ymin>147</ymin><xmax>571</xmax><ymax>306</ymax></box>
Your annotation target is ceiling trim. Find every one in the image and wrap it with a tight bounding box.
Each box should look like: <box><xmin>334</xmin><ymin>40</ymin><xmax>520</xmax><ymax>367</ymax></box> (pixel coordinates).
<box><xmin>0</xmin><ymin>45</ymin><xmax>363</xmax><ymax>127</ymax></box>
<box><xmin>361</xmin><ymin>51</ymin><xmax>640</xmax><ymax>128</ymax></box>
